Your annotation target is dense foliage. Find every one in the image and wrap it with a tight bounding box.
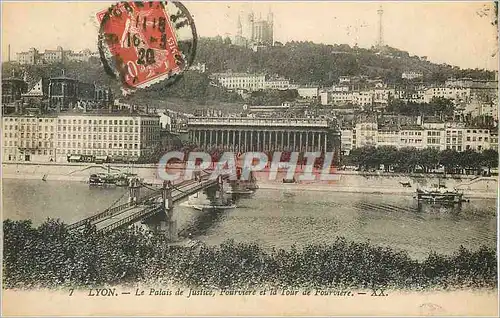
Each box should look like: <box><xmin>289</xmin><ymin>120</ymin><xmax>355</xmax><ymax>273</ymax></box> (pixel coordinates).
<box><xmin>386</xmin><ymin>97</ymin><xmax>455</xmax><ymax>116</ymax></box>
<box><xmin>346</xmin><ymin>146</ymin><xmax>499</xmax><ymax>174</ymax></box>
<box><xmin>132</xmin><ymin>71</ymin><xmax>244</xmax><ymax>103</ymax></box>
<box><xmin>196</xmin><ymin>38</ymin><xmax>496</xmax><ymax>86</ymax></box>
<box><xmin>3</xmin><ymin>219</ymin><xmax>497</xmax><ymax>290</ymax></box>
<box><xmin>247</xmin><ymin>89</ymin><xmax>299</xmax><ymax>106</ymax></box>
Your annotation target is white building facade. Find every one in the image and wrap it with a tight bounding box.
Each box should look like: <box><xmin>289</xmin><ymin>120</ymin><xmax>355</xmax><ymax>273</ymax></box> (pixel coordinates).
<box><xmin>2</xmin><ymin>113</ymin><xmax>161</xmax><ymax>162</ymax></box>
<box><xmin>211</xmin><ymin>72</ymin><xmax>266</xmax><ymax>91</ymax></box>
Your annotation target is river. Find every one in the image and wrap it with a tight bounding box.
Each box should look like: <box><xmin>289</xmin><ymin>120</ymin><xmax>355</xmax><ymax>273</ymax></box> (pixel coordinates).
<box><xmin>2</xmin><ymin>179</ymin><xmax>496</xmax><ymax>260</ymax></box>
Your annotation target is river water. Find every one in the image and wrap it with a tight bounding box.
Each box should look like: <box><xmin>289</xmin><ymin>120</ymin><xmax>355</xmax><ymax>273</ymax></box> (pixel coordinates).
<box><xmin>2</xmin><ymin>179</ymin><xmax>497</xmax><ymax>260</ymax></box>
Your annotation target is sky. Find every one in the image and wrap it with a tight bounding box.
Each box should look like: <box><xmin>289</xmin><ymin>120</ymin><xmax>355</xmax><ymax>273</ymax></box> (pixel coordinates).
<box><xmin>1</xmin><ymin>1</ymin><xmax>498</xmax><ymax>70</ymax></box>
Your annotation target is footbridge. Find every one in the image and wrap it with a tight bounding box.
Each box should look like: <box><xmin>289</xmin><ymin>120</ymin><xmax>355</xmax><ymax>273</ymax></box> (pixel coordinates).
<box><xmin>67</xmin><ymin>171</ymin><xmax>238</xmax><ymax>240</ymax></box>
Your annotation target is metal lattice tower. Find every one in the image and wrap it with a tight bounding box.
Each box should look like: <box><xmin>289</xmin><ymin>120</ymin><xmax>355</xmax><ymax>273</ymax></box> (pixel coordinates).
<box><xmin>377</xmin><ymin>5</ymin><xmax>384</xmax><ymax>48</ymax></box>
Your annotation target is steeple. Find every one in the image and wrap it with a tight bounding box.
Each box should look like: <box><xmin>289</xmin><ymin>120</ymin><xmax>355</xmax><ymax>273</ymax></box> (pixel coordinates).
<box><xmin>267</xmin><ymin>7</ymin><xmax>273</xmax><ymax>25</ymax></box>
<box><xmin>237</xmin><ymin>15</ymin><xmax>242</xmax><ymax>36</ymax></box>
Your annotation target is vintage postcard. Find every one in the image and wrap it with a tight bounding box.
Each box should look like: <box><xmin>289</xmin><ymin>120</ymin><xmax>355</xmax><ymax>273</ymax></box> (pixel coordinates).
<box><xmin>1</xmin><ymin>0</ymin><xmax>499</xmax><ymax>316</ymax></box>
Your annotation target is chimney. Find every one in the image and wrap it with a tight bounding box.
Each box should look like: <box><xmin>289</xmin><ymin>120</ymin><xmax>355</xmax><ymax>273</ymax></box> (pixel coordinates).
<box><xmin>8</xmin><ymin>44</ymin><xmax>10</xmax><ymax>62</ymax></box>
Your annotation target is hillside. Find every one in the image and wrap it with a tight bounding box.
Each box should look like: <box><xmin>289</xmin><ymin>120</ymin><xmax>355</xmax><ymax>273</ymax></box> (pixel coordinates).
<box><xmin>2</xmin><ymin>38</ymin><xmax>495</xmax><ymax>110</ymax></box>
<box><xmin>196</xmin><ymin>37</ymin><xmax>496</xmax><ymax>86</ymax></box>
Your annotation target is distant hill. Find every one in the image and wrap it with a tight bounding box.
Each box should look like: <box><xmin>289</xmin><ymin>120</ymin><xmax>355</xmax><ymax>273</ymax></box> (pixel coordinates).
<box><xmin>195</xmin><ymin>37</ymin><xmax>496</xmax><ymax>86</ymax></box>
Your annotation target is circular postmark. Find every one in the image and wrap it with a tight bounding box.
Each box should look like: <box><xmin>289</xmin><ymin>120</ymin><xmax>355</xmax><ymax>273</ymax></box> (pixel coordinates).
<box><xmin>96</xmin><ymin>1</ymin><xmax>197</xmax><ymax>93</ymax></box>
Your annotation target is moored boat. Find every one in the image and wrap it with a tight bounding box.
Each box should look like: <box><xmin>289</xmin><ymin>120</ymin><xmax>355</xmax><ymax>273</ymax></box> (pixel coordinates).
<box><xmin>416</xmin><ymin>187</ymin><xmax>464</xmax><ymax>203</ymax></box>
<box><xmin>191</xmin><ymin>203</ymin><xmax>237</xmax><ymax>211</ymax></box>
<box><xmin>225</xmin><ymin>189</ymin><xmax>255</xmax><ymax>195</ymax></box>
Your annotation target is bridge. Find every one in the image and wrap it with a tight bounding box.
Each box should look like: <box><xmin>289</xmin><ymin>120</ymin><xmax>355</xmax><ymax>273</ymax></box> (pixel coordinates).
<box><xmin>67</xmin><ymin>171</ymin><xmax>238</xmax><ymax>240</ymax></box>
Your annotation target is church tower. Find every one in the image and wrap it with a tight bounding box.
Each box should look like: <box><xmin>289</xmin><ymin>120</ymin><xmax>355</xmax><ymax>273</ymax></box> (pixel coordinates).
<box><xmin>247</xmin><ymin>12</ymin><xmax>255</xmax><ymax>42</ymax></box>
<box><xmin>267</xmin><ymin>8</ymin><xmax>274</xmax><ymax>46</ymax></box>
<box><xmin>237</xmin><ymin>15</ymin><xmax>242</xmax><ymax>37</ymax></box>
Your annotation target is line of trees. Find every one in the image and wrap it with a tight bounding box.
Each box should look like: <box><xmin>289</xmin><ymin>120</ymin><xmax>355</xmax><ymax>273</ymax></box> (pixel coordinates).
<box><xmin>345</xmin><ymin>146</ymin><xmax>498</xmax><ymax>174</ymax></box>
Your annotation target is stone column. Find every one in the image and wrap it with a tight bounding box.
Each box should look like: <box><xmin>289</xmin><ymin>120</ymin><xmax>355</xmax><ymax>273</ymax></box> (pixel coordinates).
<box><xmin>281</xmin><ymin>131</ymin><xmax>285</xmax><ymax>152</ymax></box>
<box><xmin>305</xmin><ymin>132</ymin><xmax>309</xmax><ymax>152</ymax></box>
<box><xmin>238</xmin><ymin>130</ymin><xmax>242</xmax><ymax>151</ymax></box>
<box><xmin>317</xmin><ymin>133</ymin><xmax>322</xmax><ymax>152</ymax></box>
<box><xmin>243</xmin><ymin>131</ymin><xmax>247</xmax><ymax>152</ymax></box>
<box><xmin>293</xmin><ymin>132</ymin><xmax>297</xmax><ymax>152</ymax></box>
<box><xmin>324</xmin><ymin>133</ymin><xmax>328</xmax><ymax>152</ymax></box>
<box><xmin>250</xmin><ymin>131</ymin><xmax>254</xmax><ymax>152</ymax></box>
<box><xmin>286</xmin><ymin>131</ymin><xmax>290</xmax><ymax>151</ymax></box>
<box><xmin>262</xmin><ymin>131</ymin><xmax>266</xmax><ymax>151</ymax></box>
<box><xmin>232</xmin><ymin>130</ymin><xmax>236</xmax><ymax>151</ymax></box>
<box><xmin>312</xmin><ymin>132</ymin><xmax>316</xmax><ymax>152</ymax></box>
<box><xmin>215</xmin><ymin>130</ymin><xmax>219</xmax><ymax>147</ymax></box>
<box><xmin>268</xmin><ymin>131</ymin><xmax>272</xmax><ymax>151</ymax></box>
<box><xmin>299</xmin><ymin>132</ymin><xmax>303</xmax><ymax>152</ymax></box>
<box><xmin>257</xmin><ymin>130</ymin><xmax>261</xmax><ymax>152</ymax></box>
<box><xmin>209</xmin><ymin>130</ymin><xmax>213</xmax><ymax>147</ymax></box>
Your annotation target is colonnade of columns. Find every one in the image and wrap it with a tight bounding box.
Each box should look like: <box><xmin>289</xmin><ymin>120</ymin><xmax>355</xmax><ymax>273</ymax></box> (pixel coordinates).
<box><xmin>188</xmin><ymin>129</ymin><xmax>333</xmax><ymax>153</ymax></box>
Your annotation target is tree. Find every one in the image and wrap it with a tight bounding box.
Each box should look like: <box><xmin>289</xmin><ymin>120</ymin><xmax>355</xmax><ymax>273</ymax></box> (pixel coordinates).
<box><xmin>481</xmin><ymin>149</ymin><xmax>499</xmax><ymax>174</ymax></box>
<box><xmin>417</xmin><ymin>148</ymin><xmax>440</xmax><ymax>173</ymax></box>
<box><xmin>439</xmin><ymin>149</ymin><xmax>460</xmax><ymax>174</ymax></box>
<box><xmin>348</xmin><ymin>146</ymin><xmax>377</xmax><ymax>171</ymax></box>
<box><xmin>396</xmin><ymin>147</ymin><xmax>419</xmax><ymax>173</ymax></box>
<box><xmin>374</xmin><ymin>146</ymin><xmax>398</xmax><ymax>172</ymax></box>
<box><xmin>458</xmin><ymin>149</ymin><xmax>482</xmax><ymax>174</ymax></box>
<box><xmin>430</xmin><ymin>97</ymin><xmax>455</xmax><ymax>116</ymax></box>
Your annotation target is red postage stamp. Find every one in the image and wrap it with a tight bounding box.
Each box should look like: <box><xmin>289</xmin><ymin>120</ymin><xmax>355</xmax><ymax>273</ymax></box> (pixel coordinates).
<box><xmin>97</xmin><ymin>1</ymin><xmax>196</xmax><ymax>92</ymax></box>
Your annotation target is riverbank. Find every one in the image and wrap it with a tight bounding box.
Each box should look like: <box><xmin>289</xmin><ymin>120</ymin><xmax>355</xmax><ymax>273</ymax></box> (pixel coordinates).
<box><xmin>2</xmin><ymin>162</ymin><xmax>498</xmax><ymax>198</ymax></box>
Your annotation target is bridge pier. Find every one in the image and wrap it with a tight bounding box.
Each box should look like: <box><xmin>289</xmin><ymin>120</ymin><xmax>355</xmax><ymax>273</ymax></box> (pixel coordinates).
<box><xmin>204</xmin><ymin>175</ymin><xmax>225</xmax><ymax>205</ymax></box>
<box><xmin>163</xmin><ymin>180</ymin><xmax>178</xmax><ymax>242</ymax></box>
<box><xmin>128</xmin><ymin>177</ymin><xmax>141</xmax><ymax>204</ymax></box>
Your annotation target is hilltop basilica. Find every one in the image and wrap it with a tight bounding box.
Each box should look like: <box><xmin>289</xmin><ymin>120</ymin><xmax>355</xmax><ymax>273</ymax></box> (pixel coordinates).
<box><xmin>233</xmin><ymin>10</ymin><xmax>274</xmax><ymax>49</ymax></box>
